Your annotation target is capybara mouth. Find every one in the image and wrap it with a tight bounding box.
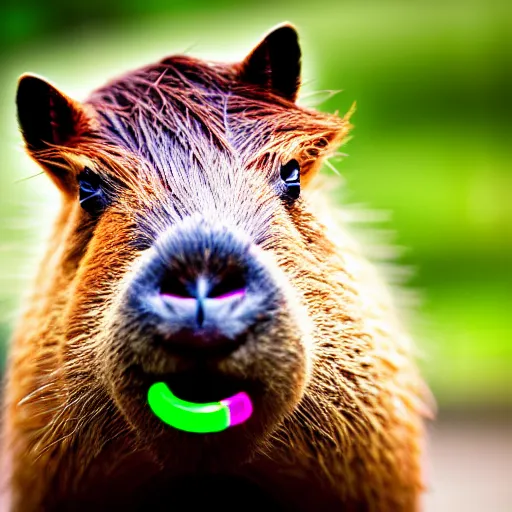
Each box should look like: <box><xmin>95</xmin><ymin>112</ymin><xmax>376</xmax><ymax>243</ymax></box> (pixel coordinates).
<box><xmin>143</xmin><ymin>369</ymin><xmax>260</xmax><ymax>404</ymax></box>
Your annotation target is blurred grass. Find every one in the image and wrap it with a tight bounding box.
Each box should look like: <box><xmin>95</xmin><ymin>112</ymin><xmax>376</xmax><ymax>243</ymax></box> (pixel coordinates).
<box><xmin>0</xmin><ymin>0</ymin><xmax>510</xmax><ymax>409</ymax></box>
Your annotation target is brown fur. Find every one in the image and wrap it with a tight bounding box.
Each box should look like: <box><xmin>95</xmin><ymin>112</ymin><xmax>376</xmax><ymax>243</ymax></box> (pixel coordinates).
<box><xmin>1</xmin><ymin>24</ymin><xmax>432</xmax><ymax>511</ymax></box>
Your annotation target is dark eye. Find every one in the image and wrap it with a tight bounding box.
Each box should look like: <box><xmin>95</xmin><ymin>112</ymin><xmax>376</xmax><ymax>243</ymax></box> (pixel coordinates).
<box><xmin>280</xmin><ymin>159</ymin><xmax>301</xmax><ymax>200</ymax></box>
<box><xmin>77</xmin><ymin>167</ymin><xmax>108</xmax><ymax>216</ymax></box>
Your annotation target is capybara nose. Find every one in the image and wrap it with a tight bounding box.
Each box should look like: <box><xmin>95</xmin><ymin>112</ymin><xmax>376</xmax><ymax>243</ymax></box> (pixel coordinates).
<box><xmin>160</xmin><ymin>268</ymin><xmax>246</xmax><ymax>304</ymax></box>
<box><xmin>158</xmin><ymin>272</ymin><xmax>247</xmax><ymax>354</ymax></box>
<box><xmin>133</xmin><ymin>220</ymin><xmax>278</xmax><ymax>359</ymax></box>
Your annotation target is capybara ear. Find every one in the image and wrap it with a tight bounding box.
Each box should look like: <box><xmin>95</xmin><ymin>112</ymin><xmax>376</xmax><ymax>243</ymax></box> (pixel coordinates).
<box><xmin>16</xmin><ymin>74</ymin><xmax>93</xmax><ymax>193</ymax></box>
<box><xmin>238</xmin><ymin>23</ymin><xmax>301</xmax><ymax>102</ymax></box>
<box><xmin>16</xmin><ymin>74</ymin><xmax>90</xmax><ymax>150</ymax></box>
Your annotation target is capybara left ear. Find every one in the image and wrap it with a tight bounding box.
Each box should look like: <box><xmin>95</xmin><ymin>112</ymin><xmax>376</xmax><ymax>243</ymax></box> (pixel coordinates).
<box><xmin>238</xmin><ymin>23</ymin><xmax>301</xmax><ymax>102</ymax></box>
<box><xmin>16</xmin><ymin>74</ymin><xmax>89</xmax><ymax>151</ymax></box>
<box><xmin>16</xmin><ymin>74</ymin><xmax>94</xmax><ymax>193</ymax></box>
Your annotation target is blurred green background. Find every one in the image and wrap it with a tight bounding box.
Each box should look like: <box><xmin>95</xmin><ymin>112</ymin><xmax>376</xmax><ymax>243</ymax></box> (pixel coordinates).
<box><xmin>0</xmin><ymin>0</ymin><xmax>510</xmax><ymax>409</ymax></box>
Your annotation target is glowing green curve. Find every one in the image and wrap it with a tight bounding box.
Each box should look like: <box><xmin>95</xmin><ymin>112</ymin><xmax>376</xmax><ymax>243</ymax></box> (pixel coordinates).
<box><xmin>148</xmin><ymin>381</ymin><xmax>230</xmax><ymax>433</ymax></box>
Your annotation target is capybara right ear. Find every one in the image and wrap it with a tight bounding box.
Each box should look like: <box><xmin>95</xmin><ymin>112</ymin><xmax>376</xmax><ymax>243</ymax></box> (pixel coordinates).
<box><xmin>238</xmin><ymin>23</ymin><xmax>301</xmax><ymax>102</ymax></box>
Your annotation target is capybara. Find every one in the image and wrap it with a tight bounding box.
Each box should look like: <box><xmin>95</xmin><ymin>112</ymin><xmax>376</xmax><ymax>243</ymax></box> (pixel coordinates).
<box><xmin>0</xmin><ymin>23</ymin><xmax>432</xmax><ymax>511</ymax></box>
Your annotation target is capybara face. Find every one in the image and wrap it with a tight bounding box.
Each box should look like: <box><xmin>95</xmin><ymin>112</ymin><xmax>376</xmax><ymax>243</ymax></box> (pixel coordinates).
<box><xmin>73</xmin><ymin>151</ymin><xmax>315</xmax><ymax>464</ymax></box>
<box><xmin>15</xmin><ymin>26</ymin><xmax>349</xmax><ymax>469</ymax></box>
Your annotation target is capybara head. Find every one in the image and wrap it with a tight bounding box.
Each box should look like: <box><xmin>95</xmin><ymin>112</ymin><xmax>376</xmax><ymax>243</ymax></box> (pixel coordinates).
<box><xmin>15</xmin><ymin>25</ymin><xmax>351</xmax><ymax>469</ymax></box>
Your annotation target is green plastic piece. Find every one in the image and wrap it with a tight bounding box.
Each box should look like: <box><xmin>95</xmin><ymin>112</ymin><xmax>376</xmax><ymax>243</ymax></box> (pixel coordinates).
<box><xmin>147</xmin><ymin>381</ymin><xmax>230</xmax><ymax>433</ymax></box>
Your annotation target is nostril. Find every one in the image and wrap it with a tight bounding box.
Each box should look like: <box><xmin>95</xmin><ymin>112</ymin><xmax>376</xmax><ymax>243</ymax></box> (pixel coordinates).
<box><xmin>160</xmin><ymin>272</ymin><xmax>193</xmax><ymax>299</ymax></box>
<box><xmin>158</xmin><ymin>268</ymin><xmax>247</xmax><ymax>301</ymax></box>
<box><xmin>208</xmin><ymin>271</ymin><xmax>246</xmax><ymax>299</ymax></box>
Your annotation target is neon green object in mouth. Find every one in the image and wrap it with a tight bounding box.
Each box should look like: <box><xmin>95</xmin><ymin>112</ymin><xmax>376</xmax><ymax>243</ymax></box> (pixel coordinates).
<box><xmin>148</xmin><ymin>382</ymin><xmax>253</xmax><ymax>434</ymax></box>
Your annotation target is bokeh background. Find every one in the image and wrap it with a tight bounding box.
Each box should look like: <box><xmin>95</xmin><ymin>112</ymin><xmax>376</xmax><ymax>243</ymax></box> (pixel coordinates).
<box><xmin>0</xmin><ymin>0</ymin><xmax>510</xmax><ymax>509</ymax></box>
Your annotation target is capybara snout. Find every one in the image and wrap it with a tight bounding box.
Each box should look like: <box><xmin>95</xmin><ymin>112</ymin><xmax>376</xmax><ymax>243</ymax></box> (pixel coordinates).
<box><xmin>120</xmin><ymin>217</ymin><xmax>287</xmax><ymax>361</ymax></box>
<box><xmin>100</xmin><ymin>214</ymin><xmax>312</xmax><ymax>452</ymax></box>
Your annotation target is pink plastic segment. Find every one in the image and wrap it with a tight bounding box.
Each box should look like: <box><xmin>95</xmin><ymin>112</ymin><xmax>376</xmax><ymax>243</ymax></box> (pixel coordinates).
<box><xmin>221</xmin><ymin>392</ymin><xmax>253</xmax><ymax>426</ymax></box>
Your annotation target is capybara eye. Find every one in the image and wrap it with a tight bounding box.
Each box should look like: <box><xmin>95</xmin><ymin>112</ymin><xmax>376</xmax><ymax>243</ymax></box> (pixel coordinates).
<box><xmin>280</xmin><ymin>159</ymin><xmax>301</xmax><ymax>200</ymax></box>
<box><xmin>77</xmin><ymin>167</ymin><xmax>108</xmax><ymax>216</ymax></box>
